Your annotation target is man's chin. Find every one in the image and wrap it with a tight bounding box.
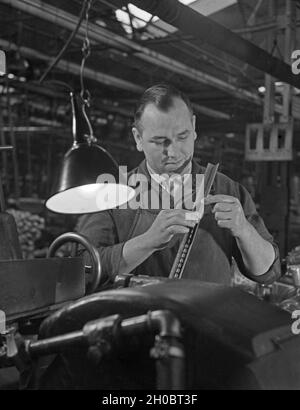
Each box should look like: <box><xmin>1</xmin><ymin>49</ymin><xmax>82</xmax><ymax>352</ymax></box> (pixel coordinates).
<box><xmin>164</xmin><ymin>163</ymin><xmax>181</xmax><ymax>172</ymax></box>
<box><xmin>163</xmin><ymin>160</ymin><xmax>189</xmax><ymax>174</ymax></box>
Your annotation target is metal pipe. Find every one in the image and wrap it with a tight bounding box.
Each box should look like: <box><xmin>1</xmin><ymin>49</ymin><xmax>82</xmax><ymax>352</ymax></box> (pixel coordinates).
<box><xmin>147</xmin><ymin>311</ymin><xmax>185</xmax><ymax>390</ymax></box>
<box><xmin>0</xmin><ymin>41</ymin><xmax>228</xmax><ymax>120</ymax></box>
<box><xmin>192</xmin><ymin>103</ymin><xmax>230</xmax><ymax>120</ymax></box>
<box><xmin>26</xmin><ymin>309</ymin><xmax>185</xmax><ymax>389</ymax></box>
<box><xmin>131</xmin><ymin>0</ymin><xmax>300</xmax><ymax>89</ymax></box>
<box><xmin>0</xmin><ymin>39</ymin><xmax>143</xmax><ymax>93</ymax></box>
<box><xmin>1</xmin><ymin>0</ymin><xmax>266</xmax><ymax>106</ymax></box>
<box><xmin>154</xmin><ymin>337</ymin><xmax>185</xmax><ymax>390</ymax></box>
<box><xmin>4</xmin><ymin>0</ymin><xmax>298</xmax><ymax>118</ymax></box>
<box><xmin>28</xmin><ymin>331</ymin><xmax>86</xmax><ymax>357</ymax></box>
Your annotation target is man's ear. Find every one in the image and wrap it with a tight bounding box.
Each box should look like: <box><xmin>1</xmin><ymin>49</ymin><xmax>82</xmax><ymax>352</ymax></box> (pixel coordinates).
<box><xmin>192</xmin><ymin>115</ymin><xmax>197</xmax><ymax>140</ymax></box>
<box><xmin>132</xmin><ymin>127</ymin><xmax>143</xmax><ymax>152</ymax></box>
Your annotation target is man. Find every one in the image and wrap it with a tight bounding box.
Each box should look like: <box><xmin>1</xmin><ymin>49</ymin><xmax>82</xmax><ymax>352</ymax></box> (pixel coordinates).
<box><xmin>78</xmin><ymin>84</ymin><xmax>280</xmax><ymax>286</ymax></box>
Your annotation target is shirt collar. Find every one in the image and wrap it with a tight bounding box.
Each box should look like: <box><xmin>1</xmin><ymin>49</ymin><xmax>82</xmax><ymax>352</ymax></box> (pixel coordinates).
<box><xmin>146</xmin><ymin>161</ymin><xmax>192</xmax><ymax>180</ymax></box>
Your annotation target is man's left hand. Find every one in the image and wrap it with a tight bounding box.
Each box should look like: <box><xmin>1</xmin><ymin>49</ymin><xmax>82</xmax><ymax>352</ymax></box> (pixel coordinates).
<box><xmin>205</xmin><ymin>194</ymin><xmax>249</xmax><ymax>238</ymax></box>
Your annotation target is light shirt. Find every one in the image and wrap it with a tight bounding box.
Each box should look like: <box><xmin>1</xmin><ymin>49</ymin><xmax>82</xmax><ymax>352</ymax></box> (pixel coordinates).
<box><xmin>146</xmin><ymin>161</ymin><xmax>194</xmax><ymax>209</ymax></box>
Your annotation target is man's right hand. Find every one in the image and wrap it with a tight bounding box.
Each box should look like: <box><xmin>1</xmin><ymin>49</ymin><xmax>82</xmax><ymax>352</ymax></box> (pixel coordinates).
<box><xmin>144</xmin><ymin>209</ymin><xmax>199</xmax><ymax>250</ymax></box>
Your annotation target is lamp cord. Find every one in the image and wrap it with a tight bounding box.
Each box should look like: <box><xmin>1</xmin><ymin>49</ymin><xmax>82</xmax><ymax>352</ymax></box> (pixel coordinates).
<box><xmin>80</xmin><ymin>0</ymin><xmax>96</xmax><ymax>143</ymax></box>
<box><xmin>39</xmin><ymin>0</ymin><xmax>89</xmax><ymax>84</ymax></box>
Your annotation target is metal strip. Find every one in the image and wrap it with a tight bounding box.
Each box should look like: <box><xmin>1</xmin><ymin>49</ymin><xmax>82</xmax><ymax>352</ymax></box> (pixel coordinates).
<box><xmin>169</xmin><ymin>163</ymin><xmax>219</xmax><ymax>279</ymax></box>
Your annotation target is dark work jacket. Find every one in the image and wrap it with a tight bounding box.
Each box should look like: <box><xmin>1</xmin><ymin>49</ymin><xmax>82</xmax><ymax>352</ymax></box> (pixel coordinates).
<box><xmin>77</xmin><ymin>160</ymin><xmax>281</xmax><ymax>286</ymax></box>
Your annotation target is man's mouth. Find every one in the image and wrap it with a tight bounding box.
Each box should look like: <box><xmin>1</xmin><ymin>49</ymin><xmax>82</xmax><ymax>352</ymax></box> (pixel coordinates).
<box><xmin>164</xmin><ymin>160</ymin><xmax>180</xmax><ymax>165</ymax></box>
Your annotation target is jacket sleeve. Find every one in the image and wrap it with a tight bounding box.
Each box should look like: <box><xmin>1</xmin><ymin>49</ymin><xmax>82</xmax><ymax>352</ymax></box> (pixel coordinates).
<box><xmin>232</xmin><ymin>183</ymin><xmax>281</xmax><ymax>285</ymax></box>
<box><xmin>76</xmin><ymin>211</ymin><xmax>125</xmax><ymax>284</ymax></box>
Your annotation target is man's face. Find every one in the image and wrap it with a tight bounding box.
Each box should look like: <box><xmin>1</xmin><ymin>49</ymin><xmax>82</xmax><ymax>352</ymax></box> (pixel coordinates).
<box><xmin>132</xmin><ymin>98</ymin><xmax>197</xmax><ymax>175</ymax></box>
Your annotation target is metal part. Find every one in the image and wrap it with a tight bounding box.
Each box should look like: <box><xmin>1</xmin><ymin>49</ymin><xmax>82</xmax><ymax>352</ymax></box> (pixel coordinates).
<box><xmin>169</xmin><ymin>163</ymin><xmax>219</xmax><ymax>280</ymax></box>
<box><xmin>47</xmin><ymin>232</ymin><xmax>102</xmax><ymax>295</ymax></box>
<box><xmin>192</xmin><ymin>103</ymin><xmax>231</xmax><ymax>120</ymax></box>
<box><xmin>246</xmin><ymin>0</ymin><xmax>297</xmax><ymax>162</ymax></box>
<box><xmin>2</xmin><ymin>325</ymin><xmax>18</xmax><ymax>358</ymax></box>
<box><xmin>150</xmin><ymin>335</ymin><xmax>184</xmax><ymax>359</ymax></box>
<box><xmin>0</xmin><ymin>257</ymin><xmax>85</xmax><ymax>319</ymax></box>
<box><xmin>245</xmin><ymin>121</ymin><xmax>293</xmax><ymax>161</ymax></box>
<box><xmin>26</xmin><ymin>308</ymin><xmax>184</xmax><ymax>388</ymax></box>
<box><xmin>281</xmin><ymin>0</ymin><xmax>296</xmax><ymax>123</ymax></box>
<box><xmin>114</xmin><ymin>273</ymin><xmax>168</xmax><ymax>288</ymax></box>
<box><xmin>83</xmin><ymin>314</ymin><xmax>121</xmax><ymax>364</ymax></box>
<box><xmin>27</xmin><ymin>330</ymin><xmax>86</xmax><ymax>357</ymax></box>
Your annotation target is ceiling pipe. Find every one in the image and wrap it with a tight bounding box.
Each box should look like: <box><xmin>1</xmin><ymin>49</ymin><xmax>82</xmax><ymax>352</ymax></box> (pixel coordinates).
<box><xmin>1</xmin><ymin>0</ymin><xmax>264</xmax><ymax>106</ymax></box>
<box><xmin>0</xmin><ymin>39</ymin><xmax>143</xmax><ymax>93</ymax></box>
<box><xmin>2</xmin><ymin>0</ymin><xmax>298</xmax><ymax>119</ymax></box>
<box><xmin>130</xmin><ymin>0</ymin><xmax>300</xmax><ymax>89</ymax></box>
<box><xmin>0</xmin><ymin>39</ymin><xmax>229</xmax><ymax>120</ymax></box>
<box><xmin>4</xmin><ymin>0</ymin><xmax>298</xmax><ymax>119</ymax></box>
<box><xmin>192</xmin><ymin>103</ymin><xmax>230</xmax><ymax>120</ymax></box>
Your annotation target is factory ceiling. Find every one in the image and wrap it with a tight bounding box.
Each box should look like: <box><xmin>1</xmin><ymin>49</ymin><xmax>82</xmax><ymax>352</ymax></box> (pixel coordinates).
<box><xmin>0</xmin><ymin>0</ymin><xmax>300</xmax><ymax>170</ymax></box>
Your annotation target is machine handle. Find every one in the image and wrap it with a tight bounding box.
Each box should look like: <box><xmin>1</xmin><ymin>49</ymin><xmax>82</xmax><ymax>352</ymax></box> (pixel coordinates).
<box><xmin>47</xmin><ymin>232</ymin><xmax>102</xmax><ymax>294</ymax></box>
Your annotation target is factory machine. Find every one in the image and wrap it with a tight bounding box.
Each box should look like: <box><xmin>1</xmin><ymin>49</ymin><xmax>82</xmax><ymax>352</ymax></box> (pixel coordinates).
<box><xmin>0</xmin><ymin>165</ymin><xmax>300</xmax><ymax>390</ymax></box>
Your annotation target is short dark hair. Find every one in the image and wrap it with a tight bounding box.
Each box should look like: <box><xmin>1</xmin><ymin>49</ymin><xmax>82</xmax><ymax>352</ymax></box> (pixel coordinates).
<box><xmin>134</xmin><ymin>83</ymin><xmax>193</xmax><ymax>131</ymax></box>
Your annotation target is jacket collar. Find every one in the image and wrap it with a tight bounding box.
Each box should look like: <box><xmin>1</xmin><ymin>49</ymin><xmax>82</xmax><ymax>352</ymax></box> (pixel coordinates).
<box><xmin>134</xmin><ymin>158</ymin><xmax>204</xmax><ymax>181</ymax></box>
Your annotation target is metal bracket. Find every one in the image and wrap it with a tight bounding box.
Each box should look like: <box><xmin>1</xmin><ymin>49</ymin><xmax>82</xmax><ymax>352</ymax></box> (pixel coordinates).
<box><xmin>245</xmin><ymin>121</ymin><xmax>293</xmax><ymax>161</ymax></box>
<box><xmin>150</xmin><ymin>335</ymin><xmax>171</xmax><ymax>360</ymax></box>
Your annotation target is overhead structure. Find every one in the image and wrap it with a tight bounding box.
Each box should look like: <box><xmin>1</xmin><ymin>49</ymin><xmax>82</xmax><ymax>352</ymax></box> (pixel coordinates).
<box><xmin>130</xmin><ymin>0</ymin><xmax>300</xmax><ymax>89</ymax></box>
<box><xmin>0</xmin><ymin>0</ymin><xmax>268</xmax><ymax>105</ymax></box>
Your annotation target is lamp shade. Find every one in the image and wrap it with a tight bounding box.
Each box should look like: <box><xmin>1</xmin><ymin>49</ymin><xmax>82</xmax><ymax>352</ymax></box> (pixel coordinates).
<box><xmin>46</xmin><ymin>143</ymin><xmax>135</xmax><ymax>214</ymax></box>
<box><xmin>45</xmin><ymin>93</ymin><xmax>135</xmax><ymax>214</ymax></box>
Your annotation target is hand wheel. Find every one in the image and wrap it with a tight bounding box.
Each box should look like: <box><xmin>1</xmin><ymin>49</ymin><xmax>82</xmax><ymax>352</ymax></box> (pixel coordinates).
<box><xmin>47</xmin><ymin>232</ymin><xmax>102</xmax><ymax>294</ymax></box>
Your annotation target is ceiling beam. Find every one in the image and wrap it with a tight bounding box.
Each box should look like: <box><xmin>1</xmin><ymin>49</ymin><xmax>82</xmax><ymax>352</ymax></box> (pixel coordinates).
<box><xmin>1</xmin><ymin>0</ymin><xmax>297</xmax><ymax>118</ymax></box>
<box><xmin>131</xmin><ymin>0</ymin><xmax>300</xmax><ymax>89</ymax></box>
<box><xmin>1</xmin><ymin>0</ymin><xmax>264</xmax><ymax>106</ymax></box>
<box><xmin>0</xmin><ymin>39</ymin><xmax>230</xmax><ymax>120</ymax></box>
<box><xmin>0</xmin><ymin>39</ymin><xmax>143</xmax><ymax>93</ymax></box>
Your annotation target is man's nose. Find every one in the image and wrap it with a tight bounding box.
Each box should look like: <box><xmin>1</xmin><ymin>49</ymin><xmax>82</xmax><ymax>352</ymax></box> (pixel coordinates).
<box><xmin>164</xmin><ymin>141</ymin><xmax>177</xmax><ymax>157</ymax></box>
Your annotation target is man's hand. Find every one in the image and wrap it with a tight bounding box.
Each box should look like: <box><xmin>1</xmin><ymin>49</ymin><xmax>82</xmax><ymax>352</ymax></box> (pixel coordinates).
<box><xmin>205</xmin><ymin>194</ymin><xmax>249</xmax><ymax>238</ymax></box>
<box><xmin>205</xmin><ymin>194</ymin><xmax>276</xmax><ymax>277</ymax></box>
<box><xmin>120</xmin><ymin>209</ymin><xmax>200</xmax><ymax>275</ymax></box>
<box><xmin>145</xmin><ymin>209</ymin><xmax>198</xmax><ymax>250</ymax></box>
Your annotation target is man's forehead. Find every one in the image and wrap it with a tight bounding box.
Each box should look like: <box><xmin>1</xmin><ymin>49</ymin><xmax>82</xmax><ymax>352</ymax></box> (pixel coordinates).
<box><xmin>140</xmin><ymin>98</ymin><xmax>192</xmax><ymax>126</ymax></box>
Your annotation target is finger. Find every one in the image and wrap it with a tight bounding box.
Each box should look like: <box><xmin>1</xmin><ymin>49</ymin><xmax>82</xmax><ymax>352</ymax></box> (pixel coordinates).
<box><xmin>214</xmin><ymin>211</ymin><xmax>232</xmax><ymax>221</ymax></box>
<box><xmin>212</xmin><ymin>203</ymin><xmax>233</xmax><ymax>213</ymax></box>
<box><xmin>165</xmin><ymin>209</ymin><xmax>200</xmax><ymax>219</ymax></box>
<box><xmin>216</xmin><ymin>219</ymin><xmax>232</xmax><ymax>229</ymax></box>
<box><xmin>185</xmin><ymin>211</ymin><xmax>202</xmax><ymax>221</ymax></box>
<box><xmin>162</xmin><ymin>209</ymin><xmax>188</xmax><ymax>219</ymax></box>
<box><xmin>166</xmin><ymin>211</ymin><xmax>199</xmax><ymax>223</ymax></box>
<box><xmin>167</xmin><ymin>217</ymin><xmax>197</xmax><ymax>228</ymax></box>
<box><xmin>205</xmin><ymin>194</ymin><xmax>237</xmax><ymax>205</ymax></box>
<box><xmin>167</xmin><ymin>225</ymin><xmax>190</xmax><ymax>235</ymax></box>
<box><xmin>159</xmin><ymin>209</ymin><xmax>177</xmax><ymax>217</ymax></box>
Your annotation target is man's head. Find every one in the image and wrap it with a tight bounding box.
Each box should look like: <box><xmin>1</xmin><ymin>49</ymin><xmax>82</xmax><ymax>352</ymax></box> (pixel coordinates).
<box><xmin>132</xmin><ymin>84</ymin><xmax>197</xmax><ymax>175</ymax></box>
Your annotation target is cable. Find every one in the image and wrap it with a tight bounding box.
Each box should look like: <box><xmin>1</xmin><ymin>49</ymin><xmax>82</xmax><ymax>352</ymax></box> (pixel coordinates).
<box><xmin>79</xmin><ymin>0</ymin><xmax>95</xmax><ymax>142</ymax></box>
<box><xmin>42</xmin><ymin>80</ymin><xmax>74</xmax><ymax>93</ymax></box>
<box><xmin>39</xmin><ymin>0</ymin><xmax>89</xmax><ymax>83</ymax></box>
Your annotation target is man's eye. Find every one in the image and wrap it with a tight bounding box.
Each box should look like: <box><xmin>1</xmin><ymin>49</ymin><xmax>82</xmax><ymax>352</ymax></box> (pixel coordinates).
<box><xmin>178</xmin><ymin>135</ymin><xmax>188</xmax><ymax>140</ymax></box>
